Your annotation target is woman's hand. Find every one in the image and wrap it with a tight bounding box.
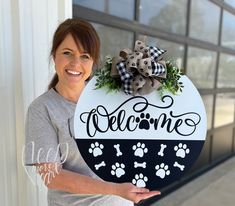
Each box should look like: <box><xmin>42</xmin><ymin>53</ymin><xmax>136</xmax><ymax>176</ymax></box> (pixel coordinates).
<box><xmin>114</xmin><ymin>182</ymin><xmax>161</xmax><ymax>204</ymax></box>
<box><xmin>35</xmin><ymin>163</ymin><xmax>160</xmax><ymax>203</ymax></box>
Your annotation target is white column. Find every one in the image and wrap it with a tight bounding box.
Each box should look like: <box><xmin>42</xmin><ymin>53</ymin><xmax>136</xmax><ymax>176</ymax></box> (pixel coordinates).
<box><xmin>0</xmin><ymin>0</ymin><xmax>72</xmax><ymax>206</ymax></box>
<box><xmin>0</xmin><ymin>1</ymin><xmax>19</xmax><ymax>206</ymax></box>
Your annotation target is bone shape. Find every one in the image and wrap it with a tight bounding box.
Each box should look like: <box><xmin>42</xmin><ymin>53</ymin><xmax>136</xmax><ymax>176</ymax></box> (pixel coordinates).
<box><xmin>173</xmin><ymin>161</ymin><xmax>185</xmax><ymax>171</ymax></box>
<box><xmin>95</xmin><ymin>161</ymin><xmax>106</xmax><ymax>170</ymax></box>
<box><xmin>134</xmin><ymin>161</ymin><xmax>146</xmax><ymax>168</ymax></box>
<box><xmin>158</xmin><ymin>144</ymin><xmax>167</xmax><ymax>156</ymax></box>
<box><xmin>114</xmin><ymin>144</ymin><xmax>123</xmax><ymax>157</ymax></box>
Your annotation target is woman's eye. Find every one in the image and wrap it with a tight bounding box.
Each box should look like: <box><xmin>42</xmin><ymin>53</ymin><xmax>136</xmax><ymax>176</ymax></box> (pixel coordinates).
<box><xmin>80</xmin><ymin>55</ymin><xmax>91</xmax><ymax>60</ymax></box>
<box><xmin>63</xmin><ymin>51</ymin><xmax>72</xmax><ymax>56</ymax></box>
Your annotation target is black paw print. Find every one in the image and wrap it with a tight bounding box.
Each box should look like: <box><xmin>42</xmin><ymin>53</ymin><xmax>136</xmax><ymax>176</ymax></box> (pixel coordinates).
<box><xmin>136</xmin><ymin>113</ymin><xmax>154</xmax><ymax>130</ymax></box>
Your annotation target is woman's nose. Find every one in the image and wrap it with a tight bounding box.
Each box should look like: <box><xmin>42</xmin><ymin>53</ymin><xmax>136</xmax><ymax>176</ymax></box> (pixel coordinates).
<box><xmin>70</xmin><ymin>57</ymin><xmax>81</xmax><ymax>67</ymax></box>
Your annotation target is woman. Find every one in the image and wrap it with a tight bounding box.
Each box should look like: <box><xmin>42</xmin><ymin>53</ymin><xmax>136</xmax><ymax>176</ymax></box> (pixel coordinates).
<box><xmin>24</xmin><ymin>18</ymin><xmax>160</xmax><ymax>206</ymax></box>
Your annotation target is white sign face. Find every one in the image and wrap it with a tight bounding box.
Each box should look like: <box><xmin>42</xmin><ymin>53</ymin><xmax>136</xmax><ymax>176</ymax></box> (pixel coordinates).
<box><xmin>73</xmin><ymin>75</ymin><xmax>207</xmax><ymax>190</ymax></box>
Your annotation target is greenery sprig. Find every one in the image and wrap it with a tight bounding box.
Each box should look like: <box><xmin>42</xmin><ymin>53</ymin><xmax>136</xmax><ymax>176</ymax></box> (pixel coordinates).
<box><xmin>94</xmin><ymin>56</ymin><xmax>184</xmax><ymax>97</ymax></box>
<box><xmin>94</xmin><ymin>56</ymin><xmax>122</xmax><ymax>93</ymax></box>
<box><xmin>158</xmin><ymin>60</ymin><xmax>184</xmax><ymax>97</ymax></box>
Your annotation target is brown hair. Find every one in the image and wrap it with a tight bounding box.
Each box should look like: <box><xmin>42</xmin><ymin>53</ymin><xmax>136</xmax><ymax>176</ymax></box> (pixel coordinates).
<box><xmin>48</xmin><ymin>18</ymin><xmax>100</xmax><ymax>90</ymax></box>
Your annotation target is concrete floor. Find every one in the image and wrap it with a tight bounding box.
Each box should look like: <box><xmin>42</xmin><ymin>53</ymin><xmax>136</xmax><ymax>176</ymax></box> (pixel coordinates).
<box><xmin>150</xmin><ymin>156</ymin><xmax>235</xmax><ymax>206</ymax></box>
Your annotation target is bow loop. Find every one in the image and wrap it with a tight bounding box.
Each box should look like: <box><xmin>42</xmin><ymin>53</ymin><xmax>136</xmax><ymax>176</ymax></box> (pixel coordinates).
<box><xmin>113</xmin><ymin>39</ymin><xmax>167</xmax><ymax>95</ymax></box>
<box><xmin>126</xmin><ymin>52</ymin><xmax>143</xmax><ymax>71</ymax></box>
<box><xmin>149</xmin><ymin>46</ymin><xmax>166</xmax><ymax>61</ymax></box>
<box><xmin>134</xmin><ymin>40</ymin><xmax>150</xmax><ymax>57</ymax></box>
<box><xmin>138</xmin><ymin>58</ymin><xmax>152</xmax><ymax>77</ymax></box>
<box><xmin>119</xmin><ymin>48</ymin><xmax>132</xmax><ymax>59</ymax></box>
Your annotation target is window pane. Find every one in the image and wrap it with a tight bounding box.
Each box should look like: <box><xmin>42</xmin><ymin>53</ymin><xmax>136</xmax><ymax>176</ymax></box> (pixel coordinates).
<box><xmin>224</xmin><ymin>0</ymin><xmax>235</xmax><ymax>8</ymax></box>
<box><xmin>214</xmin><ymin>93</ymin><xmax>235</xmax><ymax>127</ymax></box>
<box><xmin>108</xmin><ymin>0</ymin><xmax>134</xmax><ymax>20</ymax></box>
<box><xmin>73</xmin><ymin>0</ymin><xmax>104</xmax><ymax>12</ymax></box>
<box><xmin>139</xmin><ymin>0</ymin><xmax>187</xmax><ymax>35</ymax></box>
<box><xmin>189</xmin><ymin>0</ymin><xmax>220</xmax><ymax>44</ymax></box>
<box><xmin>138</xmin><ymin>35</ymin><xmax>184</xmax><ymax>68</ymax></box>
<box><xmin>202</xmin><ymin>95</ymin><xmax>213</xmax><ymax>130</ymax></box>
<box><xmin>212</xmin><ymin>127</ymin><xmax>233</xmax><ymax>161</ymax></box>
<box><xmin>73</xmin><ymin>0</ymin><xmax>134</xmax><ymax>20</ymax></box>
<box><xmin>222</xmin><ymin>11</ymin><xmax>235</xmax><ymax>49</ymax></box>
<box><xmin>217</xmin><ymin>53</ymin><xmax>235</xmax><ymax>88</ymax></box>
<box><xmin>187</xmin><ymin>47</ymin><xmax>217</xmax><ymax>88</ymax></box>
<box><xmin>92</xmin><ymin>23</ymin><xmax>134</xmax><ymax>61</ymax></box>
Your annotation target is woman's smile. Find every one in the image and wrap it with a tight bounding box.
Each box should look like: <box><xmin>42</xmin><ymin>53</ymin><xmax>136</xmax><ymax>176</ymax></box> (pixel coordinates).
<box><xmin>65</xmin><ymin>69</ymin><xmax>81</xmax><ymax>76</ymax></box>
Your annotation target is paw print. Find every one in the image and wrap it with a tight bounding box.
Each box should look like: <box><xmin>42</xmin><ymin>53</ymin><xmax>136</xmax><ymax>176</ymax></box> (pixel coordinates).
<box><xmin>88</xmin><ymin>142</ymin><xmax>104</xmax><ymax>157</ymax></box>
<box><xmin>174</xmin><ymin>143</ymin><xmax>190</xmax><ymax>158</ymax></box>
<box><xmin>136</xmin><ymin>113</ymin><xmax>154</xmax><ymax>130</ymax></box>
<box><xmin>132</xmin><ymin>142</ymin><xmax>148</xmax><ymax>157</ymax></box>
<box><xmin>155</xmin><ymin>163</ymin><xmax>170</xmax><ymax>179</ymax></box>
<box><xmin>132</xmin><ymin>173</ymin><xmax>148</xmax><ymax>187</ymax></box>
<box><xmin>111</xmin><ymin>163</ymin><xmax>125</xmax><ymax>178</ymax></box>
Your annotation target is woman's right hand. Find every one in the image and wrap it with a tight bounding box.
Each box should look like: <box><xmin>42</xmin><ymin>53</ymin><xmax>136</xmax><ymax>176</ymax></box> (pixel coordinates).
<box><xmin>35</xmin><ymin>163</ymin><xmax>160</xmax><ymax>204</ymax></box>
<box><xmin>114</xmin><ymin>182</ymin><xmax>161</xmax><ymax>204</ymax></box>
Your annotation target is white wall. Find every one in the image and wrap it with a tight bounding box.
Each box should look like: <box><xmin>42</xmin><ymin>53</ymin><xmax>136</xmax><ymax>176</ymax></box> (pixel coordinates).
<box><xmin>0</xmin><ymin>0</ymin><xmax>72</xmax><ymax>205</ymax></box>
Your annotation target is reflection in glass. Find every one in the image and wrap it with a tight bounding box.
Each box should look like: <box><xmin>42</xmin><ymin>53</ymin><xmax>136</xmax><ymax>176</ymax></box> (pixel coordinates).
<box><xmin>73</xmin><ymin>0</ymin><xmax>104</xmax><ymax>12</ymax></box>
<box><xmin>73</xmin><ymin>0</ymin><xmax>134</xmax><ymax>20</ymax></box>
<box><xmin>139</xmin><ymin>0</ymin><xmax>187</xmax><ymax>35</ymax></box>
<box><xmin>214</xmin><ymin>93</ymin><xmax>235</xmax><ymax>127</ymax></box>
<box><xmin>187</xmin><ymin>47</ymin><xmax>216</xmax><ymax>88</ymax></box>
<box><xmin>202</xmin><ymin>95</ymin><xmax>213</xmax><ymax>130</ymax></box>
<box><xmin>224</xmin><ymin>0</ymin><xmax>235</xmax><ymax>8</ymax></box>
<box><xmin>138</xmin><ymin>35</ymin><xmax>184</xmax><ymax>68</ymax></box>
<box><xmin>222</xmin><ymin>11</ymin><xmax>235</xmax><ymax>49</ymax></box>
<box><xmin>217</xmin><ymin>53</ymin><xmax>235</xmax><ymax>88</ymax></box>
<box><xmin>92</xmin><ymin>23</ymin><xmax>134</xmax><ymax>62</ymax></box>
<box><xmin>189</xmin><ymin>0</ymin><xmax>220</xmax><ymax>44</ymax></box>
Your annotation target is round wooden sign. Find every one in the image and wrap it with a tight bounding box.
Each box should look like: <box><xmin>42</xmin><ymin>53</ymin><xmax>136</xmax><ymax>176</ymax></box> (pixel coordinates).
<box><xmin>73</xmin><ymin>75</ymin><xmax>207</xmax><ymax>190</ymax></box>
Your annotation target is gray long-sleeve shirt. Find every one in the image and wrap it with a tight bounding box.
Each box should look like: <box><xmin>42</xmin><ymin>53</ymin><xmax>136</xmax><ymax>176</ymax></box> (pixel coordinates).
<box><xmin>24</xmin><ymin>88</ymin><xmax>133</xmax><ymax>206</ymax></box>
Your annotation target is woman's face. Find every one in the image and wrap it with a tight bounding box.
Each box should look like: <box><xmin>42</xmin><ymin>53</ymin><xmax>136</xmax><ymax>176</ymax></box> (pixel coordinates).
<box><xmin>54</xmin><ymin>33</ymin><xmax>94</xmax><ymax>89</ymax></box>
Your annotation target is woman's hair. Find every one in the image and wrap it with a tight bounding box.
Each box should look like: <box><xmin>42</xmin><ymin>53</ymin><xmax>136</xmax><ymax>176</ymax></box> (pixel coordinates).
<box><xmin>48</xmin><ymin>18</ymin><xmax>100</xmax><ymax>90</ymax></box>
